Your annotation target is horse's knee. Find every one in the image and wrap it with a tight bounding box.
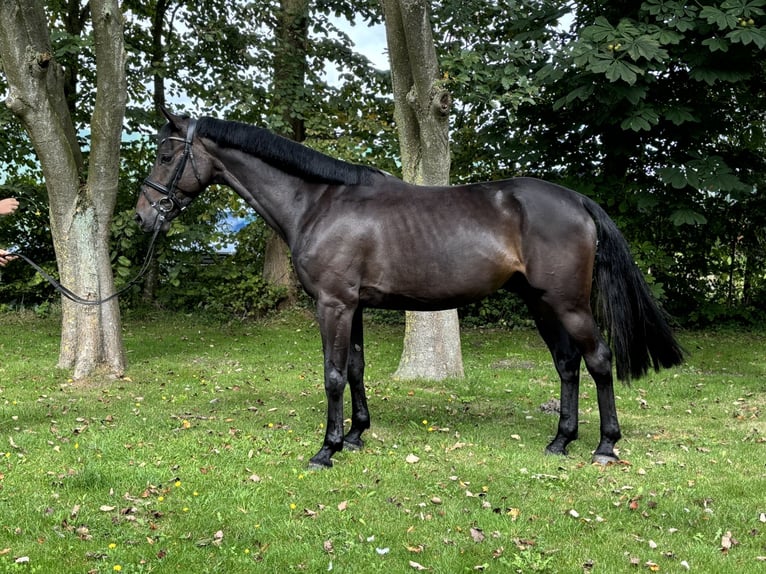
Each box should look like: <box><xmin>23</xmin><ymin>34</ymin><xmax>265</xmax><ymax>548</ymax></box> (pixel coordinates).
<box><xmin>324</xmin><ymin>366</ymin><xmax>346</xmax><ymax>399</ymax></box>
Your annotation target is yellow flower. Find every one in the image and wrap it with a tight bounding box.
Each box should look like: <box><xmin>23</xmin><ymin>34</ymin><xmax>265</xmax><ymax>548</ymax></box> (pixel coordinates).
<box><xmin>158</xmin><ymin>496</ymin><xmax>164</xmax><ymax>502</ymax></box>
<box><xmin>108</xmin><ymin>543</ymin><xmax>117</xmax><ymax>549</ymax></box>
<box><xmin>113</xmin><ymin>566</ymin><xmax>122</xmax><ymax>572</ymax></box>
<box><xmin>289</xmin><ymin>503</ymin><xmax>297</xmax><ymax>510</ymax></box>
<box><xmin>175</xmin><ymin>480</ymin><xmax>182</xmax><ymax>488</ymax></box>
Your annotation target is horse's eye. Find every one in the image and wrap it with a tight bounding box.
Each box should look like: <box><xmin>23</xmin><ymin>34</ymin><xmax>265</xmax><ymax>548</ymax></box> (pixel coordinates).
<box><xmin>160</xmin><ymin>154</ymin><xmax>172</xmax><ymax>164</ymax></box>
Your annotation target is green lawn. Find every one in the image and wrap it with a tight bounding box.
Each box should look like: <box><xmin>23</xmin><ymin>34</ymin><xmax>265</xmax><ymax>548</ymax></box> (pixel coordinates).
<box><xmin>0</xmin><ymin>310</ymin><xmax>764</xmax><ymax>573</ymax></box>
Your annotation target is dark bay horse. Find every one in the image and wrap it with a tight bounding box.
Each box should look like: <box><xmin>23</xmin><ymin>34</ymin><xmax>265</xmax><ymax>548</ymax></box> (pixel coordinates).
<box><xmin>135</xmin><ymin>108</ymin><xmax>685</xmax><ymax>469</ymax></box>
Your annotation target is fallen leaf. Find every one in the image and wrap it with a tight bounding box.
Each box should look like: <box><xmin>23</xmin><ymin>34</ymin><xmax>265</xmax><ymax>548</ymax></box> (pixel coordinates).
<box><xmin>721</xmin><ymin>530</ymin><xmax>738</xmax><ymax>553</ymax></box>
<box><xmin>15</xmin><ymin>557</ymin><xmax>29</xmax><ymax>564</ymax></box>
<box><xmin>376</xmin><ymin>547</ymin><xmax>390</xmax><ymax>555</ymax></box>
<box><xmin>409</xmin><ymin>560</ymin><xmax>428</xmax><ymax>571</ymax></box>
<box><xmin>645</xmin><ymin>561</ymin><xmax>659</xmax><ymax>571</ymax></box>
<box><xmin>213</xmin><ymin>530</ymin><xmax>224</xmax><ymax>547</ymax></box>
<box><xmin>99</xmin><ymin>505</ymin><xmax>116</xmax><ymax>512</ymax></box>
<box><xmin>406</xmin><ymin>454</ymin><xmax>420</xmax><ymax>464</ymax></box>
<box><xmin>337</xmin><ymin>500</ymin><xmax>348</xmax><ymax>512</ymax></box>
<box><xmin>470</xmin><ymin>527</ymin><xmax>485</xmax><ymax>543</ymax></box>
<box><xmin>323</xmin><ymin>540</ymin><xmax>334</xmax><ymax>553</ymax></box>
<box><xmin>0</xmin><ymin>549</ymin><xmax>9</xmax><ymax>556</ymax></box>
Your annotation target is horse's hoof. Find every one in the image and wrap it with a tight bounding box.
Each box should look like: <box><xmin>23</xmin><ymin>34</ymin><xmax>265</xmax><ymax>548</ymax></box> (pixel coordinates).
<box><xmin>545</xmin><ymin>444</ymin><xmax>568</xmax><ymax>457</ymax></box>
<box><xmin>343</xmin><ymin>439</ymin><xmax>363</xmax><ymax>452</ymax></box>
<box><xmin>307</xmin><ymin>457</ymin><xmax>333</xmax><ymax>471</ymax></box>
<box><xmin>591</xmin><ymin>453</ymin><xmax>619</xmax><ymax>466</ymax></box>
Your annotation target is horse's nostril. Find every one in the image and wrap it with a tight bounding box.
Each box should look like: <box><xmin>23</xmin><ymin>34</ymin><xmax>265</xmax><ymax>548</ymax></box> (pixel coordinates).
<box><xmin>134</xmin><ymin>213</ymin><xmax>142</xmax><ymax>224</ymax></box>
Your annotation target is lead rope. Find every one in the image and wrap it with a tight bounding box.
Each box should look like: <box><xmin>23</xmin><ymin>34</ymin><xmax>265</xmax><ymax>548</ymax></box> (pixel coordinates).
<box><xmin>7</xmin><ymin>224</ymin><xmax>163</xmax><ymax>306</ymax></box>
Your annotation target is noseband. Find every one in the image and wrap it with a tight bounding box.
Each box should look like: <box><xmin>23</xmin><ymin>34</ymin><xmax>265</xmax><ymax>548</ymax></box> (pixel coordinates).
<box><xmin>143</xmin><ymin>118</ymin><xmax>200</xmax><ymax>222</ymax></box>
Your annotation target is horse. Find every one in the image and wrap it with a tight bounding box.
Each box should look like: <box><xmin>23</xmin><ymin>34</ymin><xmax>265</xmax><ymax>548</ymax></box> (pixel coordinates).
<box><xmin>135</xmin><ymin>107</ymin><xmax>685</xmax><ymax>469</ymax></box>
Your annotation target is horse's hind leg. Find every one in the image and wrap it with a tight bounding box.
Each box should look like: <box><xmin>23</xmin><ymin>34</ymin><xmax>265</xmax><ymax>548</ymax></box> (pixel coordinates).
<box><xmin>527</xmin><ymin>306</ymin><xmax>583</xmax><ymax>456</ymax></box>
<box><xmin>559</xmin><ymin>309</ymin><xmax>621</xmax><ymax>464</ymax></box>
<box><xmin>344</xmin><ymin>308</ymin><xmax>370</xmax><ymax>450</ymax></box>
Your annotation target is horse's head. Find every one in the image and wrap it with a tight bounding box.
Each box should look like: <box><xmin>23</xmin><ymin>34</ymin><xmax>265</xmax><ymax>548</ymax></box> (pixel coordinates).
<box><xmin>135</xmin><ymin>107</ymin><xmax>213</xmax><ymax>232</ymax></box>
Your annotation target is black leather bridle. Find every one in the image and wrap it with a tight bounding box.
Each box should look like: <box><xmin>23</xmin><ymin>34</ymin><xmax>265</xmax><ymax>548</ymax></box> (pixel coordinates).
<box><xmin>142</xmin><ymin>118</ymin><xmax>201</xmax><ymax>225</ymax></box>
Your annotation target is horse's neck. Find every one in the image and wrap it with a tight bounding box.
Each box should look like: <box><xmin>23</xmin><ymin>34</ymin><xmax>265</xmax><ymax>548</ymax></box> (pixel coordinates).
<box><xmin>216</xmin><ymin>149</ymin><xmax>307</xmax><ymax>246</ymax></box>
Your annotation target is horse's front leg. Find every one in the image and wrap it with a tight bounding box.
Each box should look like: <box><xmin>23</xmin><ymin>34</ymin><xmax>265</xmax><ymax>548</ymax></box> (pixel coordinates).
<box><xmin>344</xmin><ymin>308</ymin><xmax>370</xmax><ymax>451</ymax></box>
<box><xmin>308</xmin><ymin>298</ymin><xmax>355</xmax><ymax>469</ymax></box>
<box><xmin>535</xmin><ymin>321</ymin><xmax>582</xmax><ymax>456</ymax></box>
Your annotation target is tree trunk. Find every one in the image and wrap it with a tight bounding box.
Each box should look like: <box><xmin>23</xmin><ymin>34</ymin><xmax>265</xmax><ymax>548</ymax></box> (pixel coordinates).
<box><xmin>382</xmin><ymin>0</ymin><xmax>464</xmax><ymax>380</ymax></box>
<box><xmin>0</xmin><ymin>0</ymin><xmax>127</xmax><ymax>379</ymax></box>
<box><xmin>262</xmin><ymin>0</ymin><xmax>309</xmax><ymax>300</ymax></box>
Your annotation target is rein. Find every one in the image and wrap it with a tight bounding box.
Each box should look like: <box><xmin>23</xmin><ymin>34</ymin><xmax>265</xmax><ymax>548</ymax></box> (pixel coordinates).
<box><xmin>8</xmin><ymin>224</ymin><xmax>163</xmax><ymax>306</ymax></box>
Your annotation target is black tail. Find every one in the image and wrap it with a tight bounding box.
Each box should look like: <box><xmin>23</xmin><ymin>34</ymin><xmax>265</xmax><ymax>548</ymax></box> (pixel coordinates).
<box><xmin>581</xmin><ymin>196</ymin><xmax>685</xmax><ymax>382</ymax></box>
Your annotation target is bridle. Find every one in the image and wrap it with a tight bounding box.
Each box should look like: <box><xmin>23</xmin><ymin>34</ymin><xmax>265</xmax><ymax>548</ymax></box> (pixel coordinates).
<box><xmin>142</xmin><ymin>118</ymin><xmax>201</xmax><ymax>226</ymax></box>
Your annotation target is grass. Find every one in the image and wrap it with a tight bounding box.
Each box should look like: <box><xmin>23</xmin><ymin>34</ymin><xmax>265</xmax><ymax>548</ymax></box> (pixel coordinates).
<box><xmin>0</xmin><ymin>309</ymin><xmax>764</xmax><ymax>573</ymax></box>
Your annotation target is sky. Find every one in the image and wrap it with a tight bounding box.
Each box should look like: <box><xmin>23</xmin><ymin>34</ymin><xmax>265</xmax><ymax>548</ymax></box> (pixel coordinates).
<box><xmin>323</xmin><ymin>17</ymin><xmax>389</xmax><ymax>85</ymax></box>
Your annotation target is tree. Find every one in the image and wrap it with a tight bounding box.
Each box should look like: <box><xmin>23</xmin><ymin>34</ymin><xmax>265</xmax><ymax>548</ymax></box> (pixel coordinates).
<box><xmin>262</xmin><ymin>0</ymin><xmax>310</xmax><ymax>299</ymax></box>
<box><xmin>381</xmin><ymin>0</ymin><xmax>464</xmax><ymax>380</ymax></box>
<box><xmin>0</xmin><ymin>0</ymin><xmax>127</xmax><ymax>378</ymax></box>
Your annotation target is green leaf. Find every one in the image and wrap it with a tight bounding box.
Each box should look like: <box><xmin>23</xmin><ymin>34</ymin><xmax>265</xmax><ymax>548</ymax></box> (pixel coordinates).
<box><xmin>700</xmin><ymin>6</ymin><xmax>739</xmax><ymax>29</ymax></box>
<box><xmin>702</xmin><ymin>37</ymin><xmax>730</xmax><ymax>52</ymax></box>
<box><xmin>664</xmin><ymin>106</ymin><xmax>698</xmax><ymax>125</ymax></box>
<box><xmin>727</xmin><ymin>27</ymin><xmax>766</xmax><ymax>48</ymax></box>
<box><xmin>621</xmin><ymin>106</ymin><xmax>660</xmax><ymax>131</ymax></box>
<box><xmin>658</xmin><ymin>29</ymin><xmax>685</xmax><ymax>44</ymax></box>
<box><xmin>626</xmin><ymin>35</ymin><xmax>668</xmax><ymax>62</ymax></box>
<box><xmin>669</xmin><ymin>208</ymin><xmax>707</xmax><ymax>226</ymax></box>
<box><xmin>658</xmin><ymin>166</ymin><xmax>688</xmax><ymax>189</ymax></box>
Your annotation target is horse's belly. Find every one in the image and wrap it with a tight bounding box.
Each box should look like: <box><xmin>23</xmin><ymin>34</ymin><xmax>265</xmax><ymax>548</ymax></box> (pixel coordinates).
<box><xmin>359</xmin><ymin>262</ymin><xmax>513</xmax><ymax>311</ymax></box>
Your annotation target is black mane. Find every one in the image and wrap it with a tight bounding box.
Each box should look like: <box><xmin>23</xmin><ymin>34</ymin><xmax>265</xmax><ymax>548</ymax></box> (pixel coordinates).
<box><xmin>195</xmin><ymin>117</ymin><xmax>379</xmax><ymax>185</ymax></box>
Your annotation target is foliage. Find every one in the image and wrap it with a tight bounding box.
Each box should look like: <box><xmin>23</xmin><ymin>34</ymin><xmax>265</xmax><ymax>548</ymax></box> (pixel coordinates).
<box><xmin>1</xmin><ymin>312</ymin><xmax>766</xmax><ymax>572</ymax></box>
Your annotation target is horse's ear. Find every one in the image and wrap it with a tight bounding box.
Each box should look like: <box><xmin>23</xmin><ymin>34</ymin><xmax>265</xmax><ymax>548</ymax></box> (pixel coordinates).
<box><xmin>160</xmin><ymin>105</ymin><xmax>182</xmax><ymax>129</ymax></box>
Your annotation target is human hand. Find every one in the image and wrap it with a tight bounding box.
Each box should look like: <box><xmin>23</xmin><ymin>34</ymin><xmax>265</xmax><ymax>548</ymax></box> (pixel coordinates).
<box><xmin>0</xmin><ymin>198</ymin><xmax>19</xmax><ymax>216</ymax></box>
<box><xmin>0</xmin><ymin>249</ymin><xmax>17</xmax><ymax>266</ymax></box>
